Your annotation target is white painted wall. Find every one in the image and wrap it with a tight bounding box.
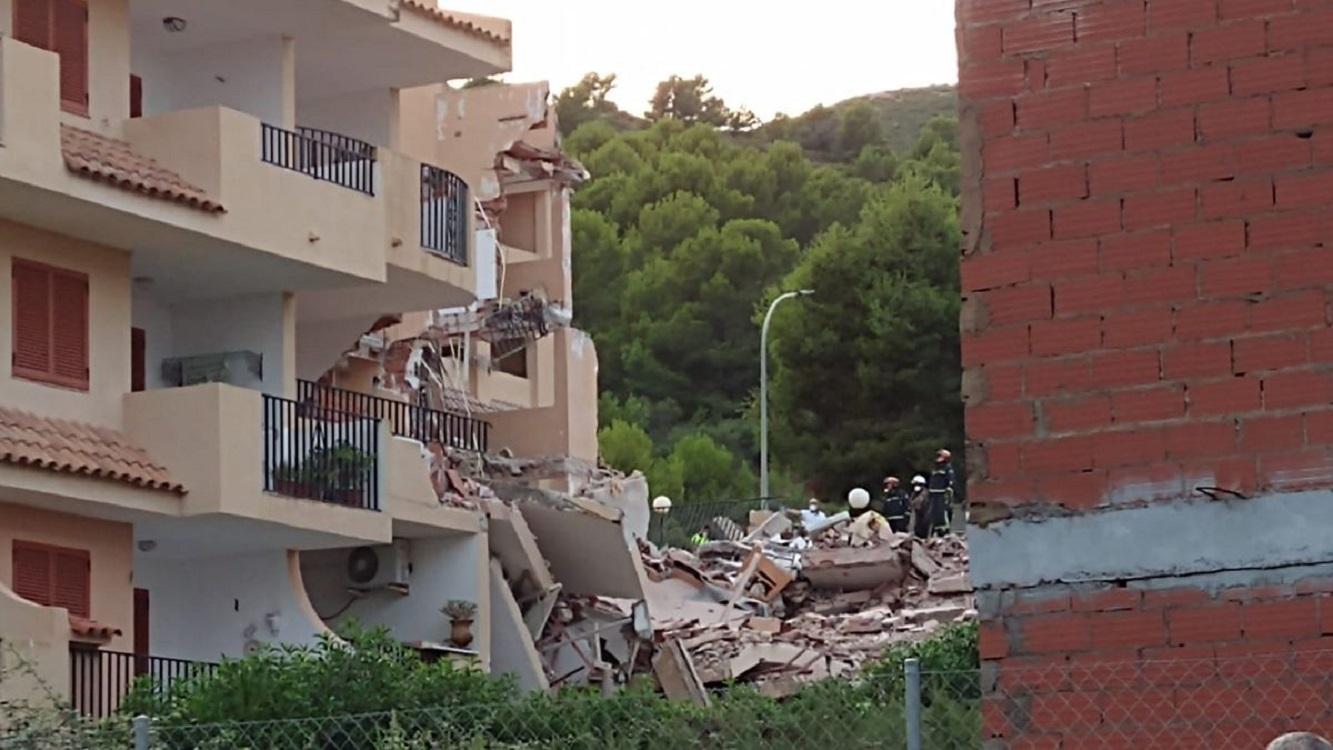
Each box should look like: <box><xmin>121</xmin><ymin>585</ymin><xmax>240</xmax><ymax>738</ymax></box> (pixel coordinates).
<box><xmin>136</xmin><ymin>550</ymin><xmax>324</xmax><ymax>663</ymax></box>
<box><xmin>489</xmin><ymin>560</ymin><xmax>547</xmax><ymax>693</ymax></box>
<box><xmin>300</xmin><ymin>536</ymin><xmax>484</xmax><ymax>645</ymax></box>
<box><xmin>297</xmin><ymin>88</ymin><xmax>397</xmax><ymax>148</ymax></box>
<box><xmin>133</xmin><ymin>36</ymin><xmax>290</xmax><ymax>125</ymax></box>
<box><xmin>296</xmin><ymin>314</ymin><xmax>380</xmax><ymax>381</ymax></box>
<box><xmin>172</xmin><ymin>293</ymin><xmax>289</xmax><ymax>394</ymax></box>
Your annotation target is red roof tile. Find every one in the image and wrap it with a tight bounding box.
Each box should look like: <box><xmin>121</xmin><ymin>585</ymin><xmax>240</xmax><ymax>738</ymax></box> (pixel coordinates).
<box><xmin>400</xmin><ymin>1</ymin><xmax>511</xmax><ymax>45</ymax></box>
<box><xmin>0</xmin><ymin>406</ymin><xmax>185</xmax><ymax>494</ymax></box>
<box><xmin>69</xmin><ymin>615</ymin><xmax>122</xmax><ymax>640</ymax></box>
<box><xmin>60</xmin><ymin>125</ymin><xmax>224</xmax><ymax>213</ymax></box>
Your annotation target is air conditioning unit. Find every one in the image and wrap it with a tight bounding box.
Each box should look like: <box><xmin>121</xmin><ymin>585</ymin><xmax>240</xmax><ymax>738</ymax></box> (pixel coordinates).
<box><xmin>344</xmin><ymin>541</ymin><xmax>410</xmax><ymax>591</ymax></box>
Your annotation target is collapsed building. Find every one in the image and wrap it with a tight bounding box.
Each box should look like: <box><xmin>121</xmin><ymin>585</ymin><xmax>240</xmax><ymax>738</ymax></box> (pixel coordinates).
<box><xmin>313</xmin><ymin>82</ymin><xmax>975</xmax><ymax>699</ymax></box>
<box><xmin>640</xmin><ymin>512</ymin><xmax>973</xmax><ymax>701</ymax></box>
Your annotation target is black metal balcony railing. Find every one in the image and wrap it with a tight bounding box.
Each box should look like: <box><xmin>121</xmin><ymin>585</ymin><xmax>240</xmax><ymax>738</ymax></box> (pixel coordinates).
<box><xmin>260</xmin><ymin>123</ymin><xmax>376</xmax><ymax>195</ymax></box>
<box><xmin>262</xmin><ymin>393</ymin><xmax>381</xmax><ymax>511</ymax></box>
<box><xmin>69</xmin><ymin>648</ymin><xmax>217</xmax><ymax>719</ymax></box>
<box><xmin>297</xmin><ymin>379</ymin><xmax>490</xmax><ymax>454</ymax></box>
<box><xmin>421</xmin><ymin>164</ymin><xmax>469</xmax><ymax>265</ymax></box>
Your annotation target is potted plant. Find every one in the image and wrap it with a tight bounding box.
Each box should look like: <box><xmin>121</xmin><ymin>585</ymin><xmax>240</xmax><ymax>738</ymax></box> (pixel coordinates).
<box><xmin>271</xmin><ymin>462</ymin><xmax>316</xmax><ymax>499</ymax></box>
<box><xmin>311</xmin><ymin>443</ymin><xmax>376</xmax><ymax>506</ymax></box>
<box><xmin>442</xmin><ymin>600</ymin><xmax>478</xmax><ymax>648</ymax></box>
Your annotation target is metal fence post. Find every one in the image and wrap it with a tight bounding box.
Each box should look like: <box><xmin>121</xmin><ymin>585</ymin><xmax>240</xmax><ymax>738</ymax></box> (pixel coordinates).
<box><xmin>904</xmin><ymin>658</ymin><xmax>922</xmax><ymax>750</ymax></box>
<box><xmin>133</xmin><ymin>714</ymin><xmax>150</xmax><ymax>750</ymax></box>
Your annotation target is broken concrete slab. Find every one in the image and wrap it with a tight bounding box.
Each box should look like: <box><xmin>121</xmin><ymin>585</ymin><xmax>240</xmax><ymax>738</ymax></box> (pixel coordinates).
<box><xmin>653</xmin><ymin>639</ymin><xmax>710</xmax><ymax>706</ymax></box>
<box><xmin>484</xmin><ymin>499</ymin><xmax>557</xmax><ymax>599</ymax></box>
<box><xmin>903</xmin><ymin>604</ymin><xmax>969</xmax><ymax>625</ymax></box>
<box><xmin>803</xmin><ymin>545</ymin><xmax>906</xmax><ymax>591</ymax></box>
<box><xmin>746</xmin><ymin>616</ymin><xmax>782</xmax><ymax>634</ymax></box>
<box><xmin>928</xmin><ymin>573</ymin><xmax>973</xmax><ymax>595</ymax></box>
<box><xmin>743</xmin><ymin>548</ymin><xmax>794</xmax><ymax>603</ymax></box>
<box><xmin>488</xmin><ymin>559</ymin><xmax>549</xmax><ymax>694</ymax></box>
<box><xmin>728</xmin><ymin>642</ymin><xmax>809</xmax><ymax>679</ymax></box>
<box><xmin>509</xmin><ymin>498</ymin><xmax>650</xmax><ymax>600</ymax></box>
<box><xmin>911</xmin><ymin>541</ymin><xmax>942</xmax><ymax>578</ymax></box>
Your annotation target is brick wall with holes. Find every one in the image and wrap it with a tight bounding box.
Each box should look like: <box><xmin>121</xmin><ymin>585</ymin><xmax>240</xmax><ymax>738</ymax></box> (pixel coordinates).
<box><xmin>957</xmin><ymin>0</ymin><xmax>1333</xmax><ymax>745</ymax></box>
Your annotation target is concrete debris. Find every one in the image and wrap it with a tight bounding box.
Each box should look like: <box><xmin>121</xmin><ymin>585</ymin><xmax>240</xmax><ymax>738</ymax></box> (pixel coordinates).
<box><xmin>653</xmin><ymin>639</ymin><xmax>710</xmax><ymax>707</ymax></box>
<box><xmin>639</xmin><ymin>520</ymin><xmax>973</xmax><ymax>698</ymax></box>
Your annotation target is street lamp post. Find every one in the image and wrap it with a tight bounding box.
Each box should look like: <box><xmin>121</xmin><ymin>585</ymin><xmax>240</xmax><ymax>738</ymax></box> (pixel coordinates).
<box><xmin>651</xmin><ymin>496</ymin><xmax>672</xmax><ymax>547</ymax></box>
<box><xmin>760</xmin><ymin>289</ymin><xmax>814</xmax><ymax>508</ymax></box>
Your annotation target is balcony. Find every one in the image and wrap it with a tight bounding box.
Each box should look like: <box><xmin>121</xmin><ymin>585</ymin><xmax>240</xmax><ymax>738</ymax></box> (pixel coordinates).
<box><xmin>261</xmin><ymin>124</ymin><xmax>378</xmax><ymax>196</ymax></box>
<box><xmin>262</xmin><ymin>392</ymin><xmax>382</xmax><ymax>511</ymax></box>
<box><xmin>69</xmin><ymin>647</ymin><xmax>217</xmax><ymax>719</ymax></box>
<box><xmin>297</xmin><ymin>379</ymin><xmax>489</xmax><ymax>453</ymax></box>
<box><xmin>124</xmin><ymin>384</ymin><xmax>392</xmax><ymax>548</ymax></box>
<box><xmin>420</xmin><ymin>163</ymin><xmax>470</xmax><ymax>265</ymax></box>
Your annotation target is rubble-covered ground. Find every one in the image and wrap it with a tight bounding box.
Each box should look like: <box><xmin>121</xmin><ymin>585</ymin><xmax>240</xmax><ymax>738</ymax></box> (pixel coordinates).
<box><xmin>427</xmin><ymin>438</ymin><xmax>972</xmax><ymax>702</ymax></box>
<box><xmin>638</xmin><ymin>510</ymin><xmax>973</xmax><ymax>700</ymax></box>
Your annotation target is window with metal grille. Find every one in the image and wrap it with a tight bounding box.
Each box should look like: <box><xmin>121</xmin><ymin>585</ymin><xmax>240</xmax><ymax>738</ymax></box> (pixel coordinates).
<box><xmin>11</xmin><ymin>541</ymin><xmax>91</xmax><ymax>618</ymax></box>
<box><xmin>12</xmin><ymin>258</ymin><xmax>90</xmax><ymax>390</ymax></box>
<box><xmin>13</xmin><ymin>0</ymin><xmax>89</xmax><ymax>116</ymax></box>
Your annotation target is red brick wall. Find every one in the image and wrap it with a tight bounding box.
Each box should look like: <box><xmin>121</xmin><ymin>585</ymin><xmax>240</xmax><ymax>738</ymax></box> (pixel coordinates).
<box><xmin>982</xmin><ymin>579</ymin><xmax>1333</xmax><ymax>746</ymax></box>
<box><xmin>958</xmin><ymin>0</ymin><xmax>1333</xmax><ymax>515</ymax></box>
<box><xmin>957</xmin><ymin>0</ymin><xmax>1333</xmax><ymax>744</ymax></box>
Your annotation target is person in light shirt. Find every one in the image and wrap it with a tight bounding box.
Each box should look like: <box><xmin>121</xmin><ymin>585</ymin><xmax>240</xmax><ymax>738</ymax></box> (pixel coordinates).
<box><xmin>799</xmin><ymin>498</ymin><xmax>827</xmax><ymax>529</ymax></box>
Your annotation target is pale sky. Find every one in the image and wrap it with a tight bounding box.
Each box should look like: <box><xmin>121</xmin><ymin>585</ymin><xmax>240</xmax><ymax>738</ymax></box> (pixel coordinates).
<box><xmin>443</xmin><ymin>2</ymin><xmax>959</xmax><ymax>120</ymax></box>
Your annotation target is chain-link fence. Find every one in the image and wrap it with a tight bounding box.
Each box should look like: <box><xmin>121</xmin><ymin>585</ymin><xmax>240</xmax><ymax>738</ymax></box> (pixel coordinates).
<box><xmin>647</xmin><ymin>497</ymin><xmax>787</xmax><ymax>549</ymax></box>
<box><xmin>11</xmin><ymin>652</ymin><xmax>1333</xmax><ymax>748</ymax></box>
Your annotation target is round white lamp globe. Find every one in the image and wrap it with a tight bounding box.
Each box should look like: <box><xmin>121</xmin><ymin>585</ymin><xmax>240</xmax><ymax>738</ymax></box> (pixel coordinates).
<box><xmin>848</xmin><ymin>487</ymin><xmax>870</xmax><ymax>510</ymax></box>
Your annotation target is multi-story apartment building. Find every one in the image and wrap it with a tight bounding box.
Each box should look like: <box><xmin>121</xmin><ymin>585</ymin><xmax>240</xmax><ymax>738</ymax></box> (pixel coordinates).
<box><xmin>329</xmin><ymin>80</ymin><xmax>599</xmax><ymax>466</ymax></box>
<box><xmin>0</xmin><ymin>0</ymin><xmax>546</xmax><ymax>714</ymax></box>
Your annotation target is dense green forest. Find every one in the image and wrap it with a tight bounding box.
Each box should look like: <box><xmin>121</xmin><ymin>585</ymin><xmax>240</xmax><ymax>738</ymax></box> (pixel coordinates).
<box><xmin>558</xmin><ymin>74</ymin><xmax>963</xmax><ymax>503</ymax></box>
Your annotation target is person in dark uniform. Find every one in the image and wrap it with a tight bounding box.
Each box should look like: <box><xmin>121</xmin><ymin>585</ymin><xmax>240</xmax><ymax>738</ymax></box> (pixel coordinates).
<box><xmin>881</xmin><ymin>475</ymin><xmax>909</xmax><ymax>533</ymax></box>
<box><xmin>927</xmin><ymin>448</ymin><xmax>956</xmax><ymax>537</ymax></box>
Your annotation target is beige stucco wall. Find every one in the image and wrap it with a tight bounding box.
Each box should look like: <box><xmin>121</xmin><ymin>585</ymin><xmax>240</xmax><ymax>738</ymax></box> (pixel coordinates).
<box><xmin>0</xmin><ymin>218</ymin><xmax>132</xmax><ymax>427</ymax></box>
<box><xmin>0</xmin><ymin>0</ymin><xmax>130</xmax><ymax>132</ymax></box>
<box><xmin>0</xmin><ymin>584</ymin><xmax>70</xmax><ymax>711</ymax></box>
<box><xmin>487</xmin><ymin>329</ymin><xmax>598</xmax><ymax>461</ymax></box>
<box><xmin>82</xmin><ymin>0</ymin><xmax>131</xmax><ymax>128</ymax></box>
<box><xmin>124</xmin><ymin>106</ymin><xmax>389</xmax><ymax>284</ymax></box>
<box><xmin>396</xmin><ymin>81</ymin><xmax>551</xmax><ymax>202</ymax></box>
<box><xmin>123</xmin><ymin>383</ymin><xmax>392</xmax><ymax>545</ymax></box>
<box><xmin>0</xmin><ymin>503</ymin><xmax>134</xmax><ymax>652</ymax></box>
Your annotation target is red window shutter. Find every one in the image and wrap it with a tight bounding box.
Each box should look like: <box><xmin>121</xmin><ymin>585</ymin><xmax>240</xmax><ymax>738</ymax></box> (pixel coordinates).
<box><xmin>52</xmin><ymin>549</ymin><xmax>91</xmax><ymax>618</ymax></box>
<box><xmin>13</xmin><ymin>0</ymin><xmax>52</xmax><ymax>49</ymax></box>
<box><xmin>50</xmin><ymin>270</ymin><xmax>89</xmax><ymax>388</ymax></box>
<box><xmin>12</xmin><ymin>261</ymin><xmax>53</xmax><ymax>380</ymax></box>
<box><xmin>130</xmin><ymin>74</ymin><xmax>143</xmax><ymax>118</ymax></box>
<box><xmin>12</xmin><ymin>543</ymin><xmax>52</xmax><ymax>607</ymax></box>
<box><xmin>51</xmin><ymin>0</ymin><xmax>88</xmax><ymax>115</ymax></box>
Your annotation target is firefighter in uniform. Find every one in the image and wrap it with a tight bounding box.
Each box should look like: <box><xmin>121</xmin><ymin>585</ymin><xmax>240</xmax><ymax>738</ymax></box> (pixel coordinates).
<box><xmin>881</xmin><ymin>475</ymin><xmax>909</xmax><ymax>534</ymax></box>
<box><xmin>927</xmin><ymin>448</ymin><xmax>956</xmax><ymax>537</ymax></box>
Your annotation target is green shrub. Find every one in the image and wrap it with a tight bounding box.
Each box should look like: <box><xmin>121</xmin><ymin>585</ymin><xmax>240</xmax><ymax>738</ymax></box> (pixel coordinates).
<box><xmin>114</xmin><ymin>621</ymin><xmax>980</xmax><ymax>749</ymax></box>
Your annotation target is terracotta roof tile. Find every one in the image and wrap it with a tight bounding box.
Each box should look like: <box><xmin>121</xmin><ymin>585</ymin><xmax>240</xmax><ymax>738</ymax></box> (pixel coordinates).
<box><xmin>60</xmin><ymin>125</ymin><xmax>224</xmax><ymax>213</ymax></box>
<box><xmin>0</xmin><ymin>406</ymin><xmax>185</xmax><ymax>494</ymax></box>
<box><xmin>400</xmin><ymin>0</ymin><xmax>511</xmax><ymax>45</ymax></box>
<box><xmin>69</xmin><ymin>615</ymin><xmax>122</xmax><ymax>640</ymax></box>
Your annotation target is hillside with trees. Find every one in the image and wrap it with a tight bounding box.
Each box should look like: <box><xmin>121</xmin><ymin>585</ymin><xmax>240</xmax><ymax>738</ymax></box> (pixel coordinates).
<box><xmin>559</xmin><ymin>74</ymin><xmax>963</xmax><ymax>503</ymax></box>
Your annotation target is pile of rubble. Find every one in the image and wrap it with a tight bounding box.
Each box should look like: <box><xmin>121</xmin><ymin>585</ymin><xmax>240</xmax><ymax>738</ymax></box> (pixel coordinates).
<box><xmin>640</xmin><ymin>510</ymin><xmax>974</xmax><ymax>701</ymax></box>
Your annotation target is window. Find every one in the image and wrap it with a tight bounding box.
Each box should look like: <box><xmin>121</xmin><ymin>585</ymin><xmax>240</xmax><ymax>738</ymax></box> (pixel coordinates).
<box><xmin>12</xmin><ymin>258</ymin><xmax>90</xmax><ymax>390</ymax></box>
<box><xmin>13</xmin><ymin>0</ymin><xmax>89</xmax><ymax>116</ymax></box>
<box><xmin>493</xmin><ymin>338</ymin><xmax>529</xmax><ymax>379</ymax></box>
<box><xmin>12</xmin><ymin>541</ymin><xmax>91</xmax><ymax>618</ymax></box>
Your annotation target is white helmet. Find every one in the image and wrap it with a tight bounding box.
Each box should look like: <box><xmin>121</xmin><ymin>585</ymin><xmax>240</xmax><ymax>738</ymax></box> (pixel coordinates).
<box><xmin>912</xmin><ymin>474</ymin><xmax>927</xmax><ymax>486</ymax></box>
